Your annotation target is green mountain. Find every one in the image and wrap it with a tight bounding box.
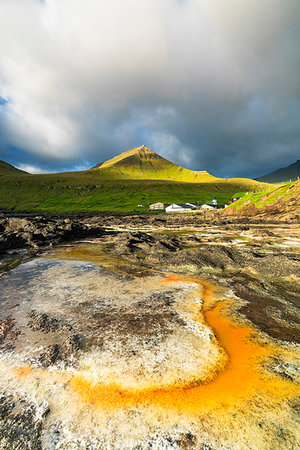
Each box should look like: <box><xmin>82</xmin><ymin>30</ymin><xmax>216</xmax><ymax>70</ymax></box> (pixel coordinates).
<box><xmin>0</xmin><ymin>146</ymin><xmax>270</xmax><ymax>213</ymax></box>
<box><xmin>0</xmin><ymin>160</ymin><xmax>28</xmax><ymax>176</ymax></box>
<box><xmin>91</xmin><ymin>145</ymin><xmax>265</xmax><ymax>188</ymax></box>
<box><xmin>92</xmin><ymin>145</ymin><xmax>217</xmax><ymax>182</ymax></box>
<box><xmin>256</xmin><ymin>160</ymin><xmax>300</xmax><ymax>183</ymax></box>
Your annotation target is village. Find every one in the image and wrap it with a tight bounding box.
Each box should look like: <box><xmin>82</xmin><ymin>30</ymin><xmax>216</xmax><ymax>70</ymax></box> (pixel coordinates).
<box><xmin>147</xmin><ymin>196</ymin><xmax>241</xmax><ymax>213</ymax></box>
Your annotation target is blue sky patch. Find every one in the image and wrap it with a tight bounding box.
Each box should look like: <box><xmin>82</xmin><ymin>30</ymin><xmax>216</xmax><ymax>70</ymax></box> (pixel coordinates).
<box><xmin>0</xmin><ymin>97</ymin><xmax>8</xmax><ymax>106</ymax></box>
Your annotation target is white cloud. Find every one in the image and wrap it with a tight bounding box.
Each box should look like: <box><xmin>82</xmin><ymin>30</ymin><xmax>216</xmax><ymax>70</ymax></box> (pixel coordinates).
<box><xmin>16</xmin><ymin>163</ymin><xmax>56</xmax><ymax>174</ymax></box>
<box><xmin>0</xmin><ymin>0</ymin><xmax>299</xmax><ymax>176</ymax></box>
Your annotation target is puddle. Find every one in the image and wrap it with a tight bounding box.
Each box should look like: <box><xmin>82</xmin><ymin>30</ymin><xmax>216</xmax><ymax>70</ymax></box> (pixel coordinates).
<box><xmin>42</xmin><ymin>241</ymin><xmax>153</xmax><ymax>277</ymax></box>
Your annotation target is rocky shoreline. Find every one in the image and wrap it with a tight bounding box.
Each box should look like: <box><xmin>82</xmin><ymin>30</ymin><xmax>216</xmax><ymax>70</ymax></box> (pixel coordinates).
<box><xmin>0</xmin><ymin>212</ymin><xmax>298</xmax><ymax>255</ymax></box>
<box><xmin>0</xmin><ymin>213</ymin><xmax>299</xmax><ymax>448</ymax></box>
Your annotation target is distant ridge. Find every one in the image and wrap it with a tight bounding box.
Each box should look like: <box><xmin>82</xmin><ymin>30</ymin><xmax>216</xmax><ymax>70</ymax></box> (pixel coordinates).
<box><xmin>256</xmin><ymin>160</ymin><xmax>300</xmax><ymax>183</ymax></box>
<box><xmin>0</xmin><ymin>160</ymin><xmax>28</xmax><ymax>176</ymax></box>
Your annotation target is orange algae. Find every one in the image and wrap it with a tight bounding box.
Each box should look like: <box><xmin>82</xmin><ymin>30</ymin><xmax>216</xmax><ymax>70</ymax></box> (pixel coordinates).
<box><xmin>14</xmin><ymin>366</ymin><xmax>32</xmax><ymax>377</ymax></box>
<box><xmin>70</xmin><ymin>275</ymin><xmax>299</xmax><ymax>414</ymax></box>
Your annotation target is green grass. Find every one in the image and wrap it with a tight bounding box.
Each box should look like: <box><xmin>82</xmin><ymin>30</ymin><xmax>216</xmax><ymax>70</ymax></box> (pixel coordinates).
<box><xmin>92</xmin><ymin>146</ymin><xmax>218</xmax><ymax>183</ymax></box>
<box><xmin>91</xmin><ymin>146</ymin><xmax>269</xmax><ymax>190</ymax></box>
<box><xmin>0</xmin><ymin>146</ymin><xmax>272</xmax><ymax>213</ymax></box>
<box><xmin>0</xmin><ymin>171</ymin><xmax>268</xmax><ymax>213</ymax></box>
<box><xmin>0</xmin><ymin>160</ymin><xmax>28</xmax><ymax>176</ymax></box>
<box><xmin>225</xmin><ymin>180</ymin><xmax>300</xmax><ymax>211</ymax></box>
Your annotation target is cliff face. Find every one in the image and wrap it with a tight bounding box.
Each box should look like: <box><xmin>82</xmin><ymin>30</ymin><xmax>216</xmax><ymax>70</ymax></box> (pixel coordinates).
<box><xmin>221</xmin><ymin>181</ymin><xmax>300</xmax><ymax>221</ymax></box>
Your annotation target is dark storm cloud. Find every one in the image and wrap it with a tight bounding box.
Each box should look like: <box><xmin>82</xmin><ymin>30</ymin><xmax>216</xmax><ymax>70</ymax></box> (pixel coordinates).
<box><xmin>0</xmin><ymin>0</ymin><xmax>299</xmax><ymax>177</ymax></box>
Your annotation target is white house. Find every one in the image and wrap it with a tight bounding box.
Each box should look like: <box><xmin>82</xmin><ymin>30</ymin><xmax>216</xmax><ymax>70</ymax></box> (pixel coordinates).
<box><xmin>165</xmin><ymin>203</ymin><xmax>194</xmax><ymax>213</ymax></box>
<box><xmin>149</xmin><ymin>202</ymin><xmax>165</xmax><ymax>210</ymax></box>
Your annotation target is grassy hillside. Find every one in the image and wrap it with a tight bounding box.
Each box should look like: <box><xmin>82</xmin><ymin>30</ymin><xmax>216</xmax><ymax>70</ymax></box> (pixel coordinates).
<box><xmin>91</xmin><ymin>145</ymin><xmax>217</xmax><ymax>182</ymax></box>
<box><xmin>92</xmin><ymin>146</ymin><xmax>267</xmax><ymax>188</ymax></box>
<box><xmin>0</xmin><ymin>146</ymin><xmax>270</xmax><ymax>213</ymax></box>
<box><xmin>0</xmin><ymin>160</ymin><xmax>28</xmax><ymax>176</ymax></box>
<box><xmin>0</xmin><ymin>172</ymin><xmax>267</xmax><ymax>213</ymax></box>
<box><xmin>221</xmin><ymin>180</ymin><xmax>300</xmax><ymax>220</ymax></box>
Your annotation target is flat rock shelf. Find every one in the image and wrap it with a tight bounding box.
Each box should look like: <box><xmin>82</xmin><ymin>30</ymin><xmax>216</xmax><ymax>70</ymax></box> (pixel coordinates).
<box><xmin>0</xmin><ymin>224</ymin><xmax>299</xmax><ymax>449</ymax></box>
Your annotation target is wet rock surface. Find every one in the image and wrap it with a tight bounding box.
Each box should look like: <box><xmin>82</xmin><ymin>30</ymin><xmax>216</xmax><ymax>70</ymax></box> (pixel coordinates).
<box><xmin>235</xmin><ymin>282</ymin><xmax>300</xmax><ymax>343</ymax></box>
<box><xmin>99</xmin><ymin>225</ymin><xmax>300</xmax><ymax>348</ymax></box>
<box><xmin>0</xmin><ymin>259</ymin><xmax>218</xmax><ymax>383</ymax></box>
<box><xmin>0</xmin><ymin>215</ymin><xmax>299</xmax><ymax>448</ymax></box>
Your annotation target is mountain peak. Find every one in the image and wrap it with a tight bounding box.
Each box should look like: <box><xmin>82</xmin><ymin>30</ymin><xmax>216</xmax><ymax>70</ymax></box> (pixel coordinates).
<box><xmin>91</xmin><ymin>145</ymin><xmax>217</xmax><ymax>183</ymax></box>
<box><xmin>119</xmin><ymin>144</ymin><xmax>158</xmax><ymax>159</ymax></box>
<box><xmin>96</xmin><ymin>145</ymin><xmax>159</xmax><ymax>170</ymax></box>
<box><xmin>133</xmin><ymin>145</ymin><xmax>154</xmax><ymax>153</ymax></box>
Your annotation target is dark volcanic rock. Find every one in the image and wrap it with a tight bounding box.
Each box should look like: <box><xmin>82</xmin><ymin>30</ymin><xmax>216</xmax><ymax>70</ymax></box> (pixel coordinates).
<box><xmin>0</xmin><ymin>316</ymin><xmax>20</xmax><ymax>350</ymax></box>
<box><xmin>28</xmin><ymin>311</ymin><xmax>60</xmax><ymax>333</ymax></box>
<box><xmin>235</xmin><ymin>283</ymin><xmax>300</xmax><ymax>343</ymax></box>
<box><xmin>39</xmin><ymin>344</ymin><xmax>62</xmax><ymax>367</ymax></box>
<box><xmin>0</xmin><ymin>394</ymin><xmax>49</xmax><ymax>449</ymax></box>
<box><xmin>0</xmin><ymin>216</ymin><xmax>106</xmax><ymax>254</ymax></box>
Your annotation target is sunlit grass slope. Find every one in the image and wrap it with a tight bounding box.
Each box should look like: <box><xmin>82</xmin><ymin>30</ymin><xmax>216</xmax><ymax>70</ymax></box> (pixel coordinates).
<box><xmin>92</xmin><ymin>145</ymin><xmax>217</xmax><ymax>182</ymax></box>
<box><xmin>222</xmin><ymin>180</ymin><xmax>300</xmax><ymax>218</ymax></box>
<box><xmin>0</xmin><ymin>175</ymin><xmax>267</xmax><ymax>213</ymax></box>
<box><xmin>0</xmin><ymin>146</ymin><xmax>270</xmax><ymax>213</ymax></box>
<box><xmin>92</xmin><ymin>146</ymin><xmax>266</xmax><ymax>188</ymax></box>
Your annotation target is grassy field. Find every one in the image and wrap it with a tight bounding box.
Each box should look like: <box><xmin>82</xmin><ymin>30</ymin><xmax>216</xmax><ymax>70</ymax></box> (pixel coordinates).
<box><xmin>0</xmin><ymin>147</ymin><xmax>271</xmax><ymax>213</ymax></box>
<box><xmin>0</xmin><ymin>171</ymin><xmax>268</xmax><ymax>213</ymax></box>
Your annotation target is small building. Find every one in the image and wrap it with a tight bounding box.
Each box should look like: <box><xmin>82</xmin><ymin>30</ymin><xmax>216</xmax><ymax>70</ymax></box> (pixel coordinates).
<box><xmin>205</xmin><ymin>196</ymin><xmax>218</xmax><ymax>206</ymax></box>
<box><xmin>200</xmin><ymin>204</ymin><xmax>215</xmax><ymax>211</ymax></box>
<box><xmin>149</xmin><ymin>202</ymin><xmax>165</xmax><ymax>210</ymax></box>
<box><xmin>200</xmin><ymin>203</ymin><xmax>226</xmax><ymax>211</ymax></box>
<box><xmin>165</xmin><ymin>203</ymin><xmax>194</xmax><ymax>213</ymax></box>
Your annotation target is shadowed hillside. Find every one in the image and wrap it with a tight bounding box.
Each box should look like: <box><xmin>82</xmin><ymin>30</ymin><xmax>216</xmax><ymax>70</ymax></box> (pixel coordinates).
<box><xmin>0</xmin><ymin>161</ymin><xmax>28</xmax><ymax>176</ymax></box>
<box><xmin>256</xmin><ymin>160</ymin><xmax>300</xmax><ymax>183</ymax></box>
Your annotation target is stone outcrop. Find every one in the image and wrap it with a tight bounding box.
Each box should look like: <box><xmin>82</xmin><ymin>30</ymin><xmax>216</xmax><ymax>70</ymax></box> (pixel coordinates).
<box><xmin>0</xmin><ymin>216</ymin><xmax>105</xmax><ymax>253</ymax></box>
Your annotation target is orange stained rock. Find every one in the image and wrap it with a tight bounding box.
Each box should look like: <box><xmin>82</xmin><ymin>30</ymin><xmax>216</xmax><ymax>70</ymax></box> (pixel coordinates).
<box><xmin>70</xmin><ymin>275</ymin><xmax>299</xmax><ymax>414</ymax></box>
<box><xmin>14</xmin><ymin>366</ymin><xmax>32</xmax><ymax>377</ymax></box>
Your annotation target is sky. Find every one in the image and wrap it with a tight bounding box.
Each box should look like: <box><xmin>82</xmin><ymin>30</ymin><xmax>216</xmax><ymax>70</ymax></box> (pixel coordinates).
<box><xmin>0</xmin><ymin>0</ymin><xmax>299</xmax><ymax>178</ymax></box>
